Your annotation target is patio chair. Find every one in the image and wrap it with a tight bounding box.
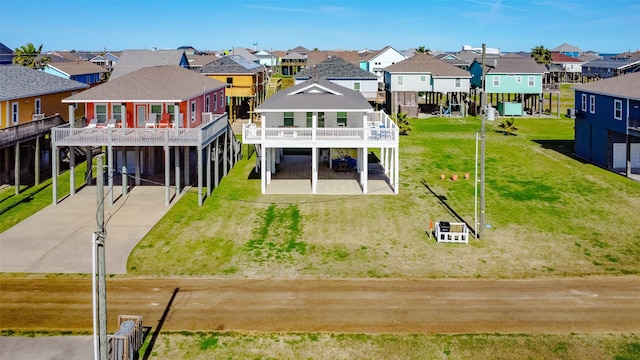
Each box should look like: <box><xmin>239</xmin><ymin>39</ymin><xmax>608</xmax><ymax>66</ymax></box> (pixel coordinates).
<box><xmin>157</xmin><ymin>113</ymin><xmax>171</xmax><ymax>128</ymax></box>
<box><xmin>105</xmin><ymin>118</ymin><xmax>118</xmax><ymax>128</ymax></box>
<box><xmin>145</xmin><ymin>113</ymin><xmax>158</xmax><ymax>128</ymax></box>
<box><xmin>86</xmin><ymin>118</ymin><xmax>98</xmax><ymax>128</ymax></box>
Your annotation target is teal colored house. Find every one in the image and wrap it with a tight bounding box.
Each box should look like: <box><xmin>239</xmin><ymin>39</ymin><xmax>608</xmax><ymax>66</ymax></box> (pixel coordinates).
<box><xmin>469</xmin><ymin>54</ymin><xmax>548</xmax><ymax>115</ymax></box>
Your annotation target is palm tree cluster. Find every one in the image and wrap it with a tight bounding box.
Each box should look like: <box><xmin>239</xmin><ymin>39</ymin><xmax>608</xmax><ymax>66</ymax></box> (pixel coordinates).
<box><xmin>12</xmin><ymin>42</ymin><xmax>51</xmax><ymax>69</ymax></box>
<box><xmin>392</xmin><ymin>112</ymin><xmax>411</xmax><ymax>135</ymax></box>
<box><xmin>530</xmin><ymin>45</ymin><xmax>552</xmax><ymax>67</ymax></box>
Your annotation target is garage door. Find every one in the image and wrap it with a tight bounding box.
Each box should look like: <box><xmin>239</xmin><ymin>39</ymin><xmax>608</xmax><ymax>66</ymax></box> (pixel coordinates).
<box><xmin>613</xmin><ymin>143</ymin><xmax>640</xmax><ymax>168</ymax></box>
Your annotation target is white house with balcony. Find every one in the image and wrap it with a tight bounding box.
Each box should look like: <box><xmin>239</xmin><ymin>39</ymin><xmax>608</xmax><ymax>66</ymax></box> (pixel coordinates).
<box><xmin>242</xmin><ymin>78</ymin><xmax>399</xmax><ymax>195</ymax></box>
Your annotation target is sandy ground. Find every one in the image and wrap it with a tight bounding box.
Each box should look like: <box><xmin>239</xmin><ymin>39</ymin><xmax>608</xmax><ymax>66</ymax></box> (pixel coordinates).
<box><xmin>1</xmin><ymin>276</ymin><xmax>639</xmax><ymax>334</ymax></box>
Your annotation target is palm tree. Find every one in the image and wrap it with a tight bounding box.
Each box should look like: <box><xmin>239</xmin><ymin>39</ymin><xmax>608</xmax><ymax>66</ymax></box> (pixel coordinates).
<box><xmin>415</xmin><ymin>46</ymin><xmax>432</xmax><ymax>55</ymax></box>
<box><xmin>499</xmin><ymin>117</ymin><xmax>518</xmax><ymax>136</ymax></box>
<box><xmin>530</xmin><ymin>45</ymin><xmax>552</xmax><ymax>66</ymax></box>
<box><xmin>392</xmin><ymin>112</ymin><xmax>411</xmax><ymax>135</ymax></box>
<box><xmin>13</xmin><ymin>42</ymin><xmax>50</xmax><ymax>69</ymax></box>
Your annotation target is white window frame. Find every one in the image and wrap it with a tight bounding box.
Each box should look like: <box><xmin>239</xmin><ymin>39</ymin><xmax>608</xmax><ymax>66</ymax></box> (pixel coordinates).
<box><xmin>589</xmin><ymin>95</ymin><xmax>596</xmax><ymax>114</ymax></box>
<box><xmin>353</xmin><ymin>82</ymin><xmax>361</xmax><ymax>92</ymax></box>
<box><xmin>581</xmin><ymin>94</ymin><xmax>587</xmax><ymax>112</ymax></box>
<box><xmin>397</xmin><ymin>75</ymin><xmax>404</xmax><ymax>86</ymax></box>
<box><xmin>614</xmin><ymin>99</ymin><xmax>622</xmax><ymax>120</ymax></box>
<box><xmin>95</xmin><ymin>104</ymin><xmax>108</xmax><ymax>122</ymax></box>
<box><xmin>34</xmin><ymin>98</ymin><xmax>41</xmax><ymax>115</ymax></box>
<box><xmin>11</xmin><ymin>101</ymin><xmax>19</xmax><ymax>125</ymax></box>
<box><xmin>492</xmin><ymin>76</ymin><xmax>500</xmax><ymax>87</ymax></box>
<box><xmin>190</xmin><ymin>100</ymin><xmax>196</xmax><ymax>123</ymax></box>
<box><xmin>419</xmin><ymin>75</ymin><xmax>427</xmax><ymax>83</ymax></box>
<box><xmin>111</xmin><ymin>104</ymin><xmax>123</xmax><ymax>121</ymax></box>
<box><xmin>205</xmin><ymin>95</ymin><xmax>210</xmax><ymax>112</ymax></box>
<box><xmin>528</xmin><ymin>76</ymin><xmax>535</xmax><ymax>87</ymax></box>
<box><xmin>455</xmin><ymin>78</ymin><xmax>461</xmax><ymax>88</ymax></box>
<box><xmin>150</xmin><ymin>103</ymin><xmax>163</xmax><ymax>117</ymax></box>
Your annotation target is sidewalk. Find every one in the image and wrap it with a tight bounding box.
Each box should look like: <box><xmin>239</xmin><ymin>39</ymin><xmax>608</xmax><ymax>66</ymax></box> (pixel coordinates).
<box><xmin>0</xmin><ymin>186</ymin><xmax>178</xmax><ymax>274</ymax></box>
<box><xmin>0</xmin><ymin>336</ymin><xmax>92</xmax><ymax>360</ymax></box>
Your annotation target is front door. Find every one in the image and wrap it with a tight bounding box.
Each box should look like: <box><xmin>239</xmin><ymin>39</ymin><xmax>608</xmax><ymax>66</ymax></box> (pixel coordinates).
<box><xmin>136</xmin><ymin>104</ymin><xmax>147</xmax><ymax>128</ymax></box>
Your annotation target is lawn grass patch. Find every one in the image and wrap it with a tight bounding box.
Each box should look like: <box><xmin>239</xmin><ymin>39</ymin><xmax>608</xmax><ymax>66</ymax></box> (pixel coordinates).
<box><xmin>137</xmin><ymin>331</ymin><xmax>640</xmax><ymax>360</ymax></box>
<box><xmin>128</xmin><ymin>116</ymin><xmax>640</xmax><ymax>278</ymax></box>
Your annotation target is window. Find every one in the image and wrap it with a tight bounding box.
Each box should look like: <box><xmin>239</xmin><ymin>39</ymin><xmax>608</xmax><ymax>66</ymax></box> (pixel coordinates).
<box><xmin>190</xmin><ymin>101</ymin><xmax>196</xmax><ymax>122</ymax></box>
<box><xmin>95</xmin><ymin>104</ymin><xmax>108</xmax><ymax>122</ymax></box>
<box><xmin>226</xmin><ymin>77</ymin><xmax>233</xmax><ymax>85</ymax></box>
<box><xmin>11</xmin><ymin>102</ymin><xmax>19</xmax><ymax>125</ymax></box>
<box><xmin>167</xmin><ymin>104</ymin><xmax>176</xmax><ymax>122</ymax></box>
<box><xmin>337</xmin><ymin>112</ymin><xmax>347</xmax><ymax>127</ymax></box>
<box><xmin>516</xmin><ymin>76</ymin><xmax>522</xmax><ymax>83</ymax></box>
<box><xmin>214</xmin><ymin>93</ymin><xmax>218</xmax><ymax>111</ymax></box>
<box><xmin>284</xmin><ymin>112</ymin><xmax>294</xmax><ymax>126</ymax></box>
<box><xmin>455</xmin><ymin>78</ymin><xmax>461</xmax><ymax>88</ymax></box>
<box><xmin>420</xmin><ymin>75</ymin><xmax>427</xmax><ymax>82</ymax></box>
<box><xmin>111</xmin><ymin>104</ymin><xmax>123</xmax><ymax>121</ymax></box>
<box><xmin>589</xmin><ymin>95</ymin><xmax>595</xmax><ymax>114</ymax></box>
<box><xmin>318</xmin><ymin>112</ymin><xmax>325</xmax><ymax>127</ymax></box>
<box><xmin>397</xmin><ymin>75</ymin><xmax>404</xmax><ymax>86</ymax></box>
<box><xmin>353</xmin><ymin>82</ymin><xmax>361</xmax><ymax>92</ymax></box>
<box><xmin>581</xmin><ymin>94</ymin><xmax>587</xmax><ymax>112</ymax></box>
<box><xmin>306</xmin><ymin>112</ymin><xmax>313</xmax><ymax>127</ymax></box>
<box><xmin>614</xmin><ymin>99</ymin><xmax>622</xmax><ymax>120</ymax></box>
<box><xmin>34</xmin><ymin>98</ymin><xmax>41</xmax><ymax>115</ymax></box>
<box><xmin>492</xmin><ymin>76</ymin><xmax>500</xmax><ymax>87</ymax></box>
<box><xmin>205</xmin><ymin>96</ymin><xmax>210</xmax><ymax>112</ymax></box>
<box><xmin>150</xmin><ymin>104</ymin><xmax>162</xmax><ymax>117</ymax></box>
<box><xmin>528</xmin><ymin>76</ymin><xmax>535</xmax><ymax>87</ymax></box>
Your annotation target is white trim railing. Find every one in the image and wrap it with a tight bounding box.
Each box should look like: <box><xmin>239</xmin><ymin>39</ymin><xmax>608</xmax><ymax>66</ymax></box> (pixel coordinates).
<box><xmin>243</xmin><ymin>111</ymin><xmax>399</xmax><ymax>146</ymax></box>
<box><xmin>52</xmin><ymin>113</ymin><xmax>229</xmax><ymax>148</ymax></box>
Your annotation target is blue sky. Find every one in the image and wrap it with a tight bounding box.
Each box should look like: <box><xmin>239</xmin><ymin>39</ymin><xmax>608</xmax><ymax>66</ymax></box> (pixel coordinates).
<box><xmin>1</xmin><ymin>0</ymin><xmax>638</xmax><ymax>54</ymax></box>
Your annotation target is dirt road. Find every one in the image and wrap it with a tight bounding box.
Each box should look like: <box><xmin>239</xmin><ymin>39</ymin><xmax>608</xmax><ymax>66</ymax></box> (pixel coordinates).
<box><xmin>1</xmin><ymin>276</ymin><xmax>638</xmax><ymax>334</ymax></box>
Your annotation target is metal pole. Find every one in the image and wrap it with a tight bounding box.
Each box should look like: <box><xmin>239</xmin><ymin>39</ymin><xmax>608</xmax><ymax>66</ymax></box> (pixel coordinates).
<box><xmin>480</xmin><ymin>43</ymin><xmax>487</xmax><ymax>239</ymax></box>
<box><xmin>96</xmin><ymin>155</ymin><xmax>107</xmax><ymax>360</ymax></box>
<box><xmin>92</xmin><ymin>232</ymin><xmax>98</xmax><ymax>360</ymax></box>
<box><xmin>475</xmin><ymin>131</ymin><xmax>479</xmax><ymax>239</ymax></box>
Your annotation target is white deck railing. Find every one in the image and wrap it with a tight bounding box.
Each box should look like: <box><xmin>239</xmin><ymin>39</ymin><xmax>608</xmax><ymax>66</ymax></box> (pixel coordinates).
<box><xmin>52</xmin><ymin>113</ymin><xmax>229</xmax><ymax>148</ymax></box>
<box><xmin>243</xmin><ymin>111</ymin><xmax>399</xmax><ymax>146</ymax></box>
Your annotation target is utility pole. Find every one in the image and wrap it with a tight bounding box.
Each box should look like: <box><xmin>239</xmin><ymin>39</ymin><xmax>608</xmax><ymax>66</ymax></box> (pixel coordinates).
<box><xmin>479</xmin><ymin>43</ymin><xmax>487</xmax><ymax>239</ymax></box>
<box><xmin>95</xmin><ymin>155</ymin><xmax>107</xmax><ymax>360</ymax></box>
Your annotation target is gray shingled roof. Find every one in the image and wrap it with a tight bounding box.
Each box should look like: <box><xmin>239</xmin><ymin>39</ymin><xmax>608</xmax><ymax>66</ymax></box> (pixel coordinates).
<box><xmin>574</xmin><ymin>72</ymin><xmax>640</xmax><ymax>100</ymax></box>
<box><xmin>46</xmin><ymin>61</ymin><xmax>108</xmax><ymax>76</ymax></box>
<box><xmin>487</xmin><ymin>55</ymin><xmax>548</xmax><ymax>74</ymax></box>
<box><xmin>294</xmin><ymin>56</ymin><xmax>377</xmax><ymax>80</ymax></box>
<box><xmin>551</xmin><ymin>43</ymin><xmax>583</xmax><ymax>53</ymax></box>
<box><xmin>62</xmin><ymin>65</ymin><xmax>227</xmax><ymax>103</ymax></box>
<box><xmin>110</xmin><ymin>50</ymin><xmax>187</xmax><ymax>80</ymax></box>
<box><xmin>0</xmin><ymin>65</ymin><xmax>89</xmax><ymax>101</ymax></box>
<box><xmin>256</xmin><ymin>78</ymin><xmax>372</xmax><ymax>112</ymax></box>
<box><xmin>582</xmin><ymin>56</ymin><xmax>640</xmax><ymax>70</ymax></box>
<box><xmin>199</xmin><ymin>55</ymin><xmax>262</xmax><ymax>74</ymax></box>
<box><xmin>384</xmin><ymin>53</ymin><xmax>471</xmax><ymax>77</ymax></box>
<box><xmin>282</xmin><ymin>52</ymin><xmax>306</xmax><ymax>60</ymax></box>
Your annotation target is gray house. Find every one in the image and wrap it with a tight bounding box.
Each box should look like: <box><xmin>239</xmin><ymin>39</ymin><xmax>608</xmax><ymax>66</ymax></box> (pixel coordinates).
<box><xmin>294</xmin><ymin>56</ymin><xmax>382</xmax><ymax>104</ymax></box>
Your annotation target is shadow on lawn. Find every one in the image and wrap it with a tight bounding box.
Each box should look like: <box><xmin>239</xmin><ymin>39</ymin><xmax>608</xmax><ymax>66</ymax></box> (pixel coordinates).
<box><xmin>142</xmin><ymin>287</ymin><xmax>180</xmax><ymax>360</ymax></box>
<box><xmin>532</xmin><ymin>139</ymin><xmax>590</xmax><ymax>164</ymax></box>
<box><xmin>420</xmin><ymin>180</ymin><xmax>478</xmax><ymax>239</ymax></box>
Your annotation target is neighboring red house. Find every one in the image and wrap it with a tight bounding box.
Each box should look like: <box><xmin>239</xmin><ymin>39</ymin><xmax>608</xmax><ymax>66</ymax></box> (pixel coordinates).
<box><xmin>53</xmin><ymin>65</ymin><xmax>240</xmax><ymax>206</ymax></box>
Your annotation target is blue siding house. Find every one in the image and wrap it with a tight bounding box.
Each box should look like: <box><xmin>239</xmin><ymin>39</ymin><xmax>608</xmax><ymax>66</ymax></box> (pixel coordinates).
<box><xmin>582</xmin><ymin>53</ymin><xmax>640</xmax><ymax>80</ymax></box>
<box><xmin>44</xmin><ymin>61</ymin><xmax>107</xmax><ymax>85</ymax></box>
<box><xmin>574</xmin><ymin>73</ymin><xmax>640</xmax><ymax>179</ymax></box>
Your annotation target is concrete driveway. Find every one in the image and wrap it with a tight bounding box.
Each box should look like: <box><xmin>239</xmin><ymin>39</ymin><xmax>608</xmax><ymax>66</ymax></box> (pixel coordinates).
<box><xmin>0</xmin><ymin>186</ymin><xmax>178</xmax><ymax>274</ymax></box>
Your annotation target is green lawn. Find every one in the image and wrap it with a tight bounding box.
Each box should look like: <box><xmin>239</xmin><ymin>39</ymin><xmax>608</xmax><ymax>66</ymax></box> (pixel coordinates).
<box><xmin>128</xmin><ymin>116</ymin><xmax>640</xmax><ymax>278</ymax></box>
